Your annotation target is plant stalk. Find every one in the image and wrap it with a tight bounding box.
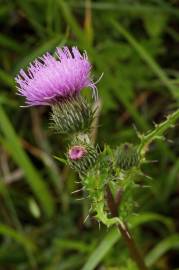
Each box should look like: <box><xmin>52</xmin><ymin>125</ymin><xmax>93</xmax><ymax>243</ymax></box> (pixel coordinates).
<box><xmin>106</xmin><ymin>185</ymin><xmax>149</xmax><ymax>270</ymax></box>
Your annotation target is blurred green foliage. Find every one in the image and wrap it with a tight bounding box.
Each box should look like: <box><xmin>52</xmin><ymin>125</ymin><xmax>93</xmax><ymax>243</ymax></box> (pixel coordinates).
<box><xmin>0</xmin><ymin>0</ymin><xmax>179</xmax><ymax>269</ymax></box>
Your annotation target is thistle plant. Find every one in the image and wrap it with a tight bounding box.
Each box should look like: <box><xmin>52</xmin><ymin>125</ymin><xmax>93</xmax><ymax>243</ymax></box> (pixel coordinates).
<box><xmin>16</xmin><ymin>46</ymin><xmax>179</xmax><ymax>270</ymax></box>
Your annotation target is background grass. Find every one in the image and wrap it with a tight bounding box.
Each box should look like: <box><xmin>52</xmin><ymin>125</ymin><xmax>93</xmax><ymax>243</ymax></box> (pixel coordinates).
<box><xmin>0</xmin><ymin>0</ymin><xmax>179</xmax><ymax>269</ymax></box>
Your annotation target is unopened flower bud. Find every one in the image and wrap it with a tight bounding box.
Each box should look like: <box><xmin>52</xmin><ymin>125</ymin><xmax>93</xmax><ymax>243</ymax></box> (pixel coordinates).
<box><xmin>116</xmin><ymin>143</ymin><xmax>140</xmax><ymax>170</ymax></box>
<box><xmin>51</xmin><ymin>95</ymin><xmax>94</xmax><ymax>135</ymax></box>
<box><xmin>67</xmin><ymin>134</ymin><xmax>98</xmax><ymax>175</ymax></box>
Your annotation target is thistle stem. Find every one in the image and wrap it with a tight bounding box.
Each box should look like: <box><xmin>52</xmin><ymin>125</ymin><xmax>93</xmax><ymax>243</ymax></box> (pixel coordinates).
<box><xmin>138</xmin><ymin>108</ymin><xmax>179</xmax><ymax>155</ymax></box>
<box><xmin>106</xmin><ymin>185</ymin><xmax>149</xmax><ymax>270</ymax></box>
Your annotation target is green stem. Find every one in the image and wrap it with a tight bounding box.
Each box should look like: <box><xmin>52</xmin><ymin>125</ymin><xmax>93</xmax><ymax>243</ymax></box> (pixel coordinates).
<box><xmin>138</xmin><ymin>109</ymin><xmax>179</xmax><ymax>155</ymax></box>
<box><xmin>116</xmin><ymin>222</ymin><xmax>148</xmax><ymax>270</ymax></box>
<box><xmin>106</xmin><ymin>185</ymin><xmax>149</xmax><ymax>270</ymax></box>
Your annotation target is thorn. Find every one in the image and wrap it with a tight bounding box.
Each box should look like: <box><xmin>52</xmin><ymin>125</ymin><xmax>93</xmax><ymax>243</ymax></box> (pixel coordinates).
<box><xmin>132</xmin><ymin>124</ymin><xmax>143</xmax><ymax>139</ymax></box>
<box><xmin>139</xmin><ymin>172</ymin><xmax>153</xmax><ymax>180</ymax></box>
<box><xmin>71</xmin><ymin>188</ymin><xmax>84</xmax><ymax>194</ymax></box>
<box><xmin>155</xmin><ymin>135</ymin><xmax>165</xmax><ymax>141</ymax></box>
<box><xmin>166</xmin><ymin>115</ymin><xmax>171</xmax><ymax>120</ymax></box>
<box><xmin>83</xmin><ymin>214</ymin><xmax>90</xmax><ymax>224</ymax></box>
<box><xmin>144</xmin><ymin>159</ymin><xmax>158</xmax><ymax>164</ymax></box>
<box><xmin>140</xmin><ymin>185</ymin><xmax>151</xmax><ymax>189</ymax></box>
<box><xmin>143</xmin><ymin>174</ymin><xmax>153</xmax><ymax>180</ymax></box>
<box><xmin>133</xmin><ymin>184</ymin><xmax>141</xmax><ymax>188</ymax></box>
<box><xmin>166</xmin><ymin>139</ymin><xmax>173</xmax><ymax>144</ymax></box>
<box><xmin>75</xmin><ymin>198</ymin><xmax>85</xmax><ymax>201</ymax></box>
<box><xmin>146</xmin><ymin>129</ymin><xmax>152</xmax><ymax>135</ymax></box>
<box><xmin>132</xmin><ymin>213</ymin><xmax>139</xmax><ymax>216</ymax></box>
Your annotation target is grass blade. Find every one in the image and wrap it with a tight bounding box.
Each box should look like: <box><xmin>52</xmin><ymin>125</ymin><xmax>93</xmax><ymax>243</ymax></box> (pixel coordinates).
<box><xmin>0</xmin><ymin>224</ymin><xmax>35</xmax><ymax>251</ymax></box>
<box><xmin>0</xmin><ymin>106</ymin><xmax>55</xmax><ymax>218</ymax></box>
<box><xmin>146</xmin><ymin>234</ymin><xmax>179</xmax><ymax>267</ymax></box>
<box><xmin>111</xmin><ymin>20</ymin><xmax>179</xmax><ymax>99</ymax></box>
<box><xmin>82</xmin><ymin>212</ymin><xmax>174</xmax><ymax>270</ymax></box>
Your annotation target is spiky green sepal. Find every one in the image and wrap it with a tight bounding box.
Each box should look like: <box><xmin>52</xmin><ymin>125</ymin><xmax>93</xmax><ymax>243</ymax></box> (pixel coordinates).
<box><xmin>116</xmin><ymin>167</ymin><xmax>140</xmax><ymax>219</ymax></box>
<box><xmin>116</xmin><ymin>143</ymin><xmax>140</xmax><ymax>170</ymax></box>
<box><xmin>51</xmin><ymin>95</ymin><xmax>95</xmax><ymax>135</ymax></box>
<box><xmin>67</xmin><ymin>134</ymin><xmax>98</xmax><ymax>176</ymax></box>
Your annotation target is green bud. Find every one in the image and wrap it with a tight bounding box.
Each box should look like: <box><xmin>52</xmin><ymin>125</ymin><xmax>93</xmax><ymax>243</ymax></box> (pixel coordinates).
<box><xmin>50</xmin><ymin>95</ymin><xmax>94</xmax><ymax>135</ymax></box>
<box><xmin>116</xmin><ymin>143</ymin><xmax>140</xmax><ymax>170</ymax></box>
<box><xmin>67</xmin><ymin>134</ymin><xmax>98</xmax><ymax>175</ymax></box>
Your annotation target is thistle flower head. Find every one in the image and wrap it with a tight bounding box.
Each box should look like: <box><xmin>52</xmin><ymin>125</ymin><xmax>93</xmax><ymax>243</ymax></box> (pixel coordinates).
<box><xmin>15</xmin><ymin>46</ymin><xmax>97</xmax><ymax>106</ymax></box>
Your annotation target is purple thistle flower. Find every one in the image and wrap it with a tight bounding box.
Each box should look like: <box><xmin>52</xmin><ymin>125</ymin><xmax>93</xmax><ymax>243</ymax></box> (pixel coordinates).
<box><xmin>68</xmin><ymin>146</ymin><xmax>87</xmax><ymax>160</ymax></box>
<box><xmin>15</xmin><ymin>46</ymin><xmax>97</xmax><ymax>106</ymax></box>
